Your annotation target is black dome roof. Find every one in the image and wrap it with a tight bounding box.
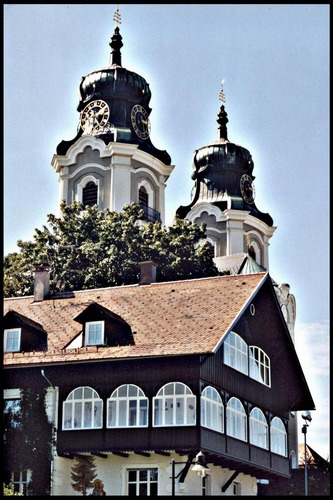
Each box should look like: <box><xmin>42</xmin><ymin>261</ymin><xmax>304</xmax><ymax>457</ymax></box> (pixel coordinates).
<box><xmin>78</xmin><ymin>67</ymin><xmax>151</xmax><ymax>111</ymax></box>
<box><xmin>77</xmin><ymin>26</ymin><xmax>151</xmax><ymax>112</ymax></box>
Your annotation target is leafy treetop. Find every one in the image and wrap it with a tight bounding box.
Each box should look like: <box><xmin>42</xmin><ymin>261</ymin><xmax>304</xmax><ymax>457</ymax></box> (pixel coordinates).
<box><xmin>4</xmin><ymin>202</ymin><xmax>221</xmax><ymax>298</ymax></box>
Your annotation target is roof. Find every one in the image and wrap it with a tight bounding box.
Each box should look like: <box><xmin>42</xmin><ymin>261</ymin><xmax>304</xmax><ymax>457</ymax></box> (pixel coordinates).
<box><xmin>214</xmin><ymin>253</ymin><xmax>266</xmax><ymax>275</ymax></box>
<box><xmin>3</xmin><ymin>272</ymin><xmax>267</xmax><ymax>367</ymax></box>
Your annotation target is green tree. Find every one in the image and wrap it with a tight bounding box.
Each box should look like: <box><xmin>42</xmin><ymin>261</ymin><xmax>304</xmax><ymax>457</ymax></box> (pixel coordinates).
<box><xmin>4</xmin><ymin>202</ymin><xmax>221</xmax><ymax>298</ymax></box>
<box><xmin>71</xmin><ymin>456</ymin><xmax>97</xmax><ymax>496</ymax></box>
<box><xmin>3</xmin><ymin>387</ymin><xmax>52</xmax><ymax>496</ymax></box>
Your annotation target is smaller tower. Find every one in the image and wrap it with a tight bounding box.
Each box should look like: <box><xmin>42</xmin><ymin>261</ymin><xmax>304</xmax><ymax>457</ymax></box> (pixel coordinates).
<box><xmin>176</xmin><ymin>80</ymin><xmax>276</xmax><ymax>272</ymax></box>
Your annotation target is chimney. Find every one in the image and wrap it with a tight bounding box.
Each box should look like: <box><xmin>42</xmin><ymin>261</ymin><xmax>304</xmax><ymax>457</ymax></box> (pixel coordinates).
<box><xmin>139</xmin><ymin>261</ymin><xmax>157</xmax><ymax>285</ymax></box>
<box><xmin>33</xmin><ymin>263</ymin><xmax>51</xmax><ymax>301</ymax></box>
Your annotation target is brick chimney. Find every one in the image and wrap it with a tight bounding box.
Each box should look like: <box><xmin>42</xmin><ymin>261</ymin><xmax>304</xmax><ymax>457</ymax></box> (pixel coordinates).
<box><xmin>139</xmin><ymin>261</ymin><xmax>157</xmax><ymax>285</ymax></box>
<box><xmin>33</xmin><ymin>263</ymin><xmax>50</xmax><ymax>301</ymax></box>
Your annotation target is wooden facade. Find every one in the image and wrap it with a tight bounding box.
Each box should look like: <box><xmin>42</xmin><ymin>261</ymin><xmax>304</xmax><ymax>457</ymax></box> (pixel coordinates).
<box><xmin>3</xmin><ymin>273</ymin><xmax>315</xmax><ymax>495</ymax></box>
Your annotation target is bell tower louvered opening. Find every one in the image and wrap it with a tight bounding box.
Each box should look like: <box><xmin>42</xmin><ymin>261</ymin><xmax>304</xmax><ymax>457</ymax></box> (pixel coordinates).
<box><xmin>82</xmin><ymin>181</ymin><xmax>98</xmax><ymax>207</ymax></box>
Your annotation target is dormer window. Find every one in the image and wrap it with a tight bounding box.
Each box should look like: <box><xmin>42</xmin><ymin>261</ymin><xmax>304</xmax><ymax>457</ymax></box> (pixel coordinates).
<box><xmin>85</xmin><ymin>321</ymin><xmax>105</xmax><ymax>346</ymax></box>
<box><xmin>4</xmin><ymin>328</ymin><xmax>21</xmax><ymax>352</ymax></box>
<box><xmin>73</xmin><ymin>302</ymin><xmax>135</xmax><ymax>348</ymax></box>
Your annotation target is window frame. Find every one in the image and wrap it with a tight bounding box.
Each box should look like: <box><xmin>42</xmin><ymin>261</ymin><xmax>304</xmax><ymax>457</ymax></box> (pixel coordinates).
<box><xmin>153</xmin><ymin>382</ymin><xmax>196</xmax><ymax>427</ymax></box>
<box><xmin>223</xmin><ymin>333</ymin><xmax>271</xmax><ymax>388</ymax></box>
<box><xmin>249</xmin><ymin>345</ymin><xmax>271</xmax><ymax>387</ymax></box>
<box><xmin>85</xmin><ymin>321</ymin><xmax>105</xmax><ymax>346</ymax></box>
<box><xmin>249</xmin><ymin>407</ymin><xmax>269</xmax><ymax>449</ymax></box>
<box><xmin>4</xmin><ymin>328</ymin><xmax>21</xmax><ymax>352</ymax></box>
<box><xmin>270</xmin><ymin>416</ymin><xmax>287</xmax><ymax>456</ymax></box>
<box><xmin>201</xmin><ymin>386</ymin><xmax>224</xmax><ymax>433</ymax></box>
<box><xmin>127</xmin><ymin>468</ymin><xmax>158</xmax><ymax>496</ymax></box>
<box><xmin>226</xmin><ymin>397</ymin><xmax>247</xmax><ymax>442</ymax></box>
<box><xmin>10</xmin><ymin>469</ymin><xmax>32</xmax><ymax>496</ymax></box>
<box><xmin>107</xmin><ymin>384</ymin><xmax>149</xmax><ymax>428</ymax></box>
<box><xmin>62</xmin><ymin>386</ymin><xmax>103</xmax><ymax>430</ymax></box>
<box><xmin>224</xmin><ymin>331</ymin><xmax>248</xmax><ymax>375</ymax></box>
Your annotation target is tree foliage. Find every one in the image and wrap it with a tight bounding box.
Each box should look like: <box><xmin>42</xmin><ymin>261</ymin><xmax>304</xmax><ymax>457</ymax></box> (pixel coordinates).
<box><xmin>71</xmin><ymin>456</ymin><xmax>97</xmax><ymax>496</ymax></box>
<box><xmin>4</xmin><ymin>202</ymin><xmax>221</xmax><ymax>298</ymax></box>
<box><xmin>3</xmin><ymin>387</ymin><xmax>52</xmax><ymax>496</ymax></box>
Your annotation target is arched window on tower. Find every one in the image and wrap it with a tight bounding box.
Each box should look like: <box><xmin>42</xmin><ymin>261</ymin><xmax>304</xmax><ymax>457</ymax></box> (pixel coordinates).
<box><xmin>139</xmin><ymin>186</ymin><xmax>148</xmax><ymax>208</ymax></box>
<box><xmin>82</xmin><ymin>181</ymin><xmax>98</xmax><ymax>207</ymax></box>
<box><xmin>248</xmin><ymin>245</ymin><xmax>256</xmax><ymax>261</ymax></box>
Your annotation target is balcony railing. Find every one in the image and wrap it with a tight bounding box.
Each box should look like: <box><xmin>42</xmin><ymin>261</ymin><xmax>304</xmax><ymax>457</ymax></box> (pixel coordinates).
<box><xmin>139</xmin><ymin>204</ymin><xmax>161</xmax><ymax>223</ymax></box>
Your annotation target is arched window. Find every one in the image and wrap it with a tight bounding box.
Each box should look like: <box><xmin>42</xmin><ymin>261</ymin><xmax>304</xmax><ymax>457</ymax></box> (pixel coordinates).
<box><xmin>107</xmin><ymin>384</ymin><xmax>148</xmax><ymax>428</ymax></box>
<box><xmin>226</xmin><ymin>397</ymin><xmax>247</xmax><ymax>441</ymax></box>
<box><xmin>224</xmin><ymin>331</ymin><xmax>248</xmax><ymax>375</ymax></box>
<box><xmin>249</xmin><ymin>407</ymin><xmax>268</xmax><ymax>449</ymax></box>
<box><xmin>139</xmin><ymin>186</ymin><xmax>148</xmax><ymax>208</ymax></box>
<box><xmin>270</xmin><ymin>417</ymin><xmax>287</xmax><ymax>456</ymax></box>
<box><xmin>62</xmin><ymin>387</ymin><xmax>103</xmax><ymax>430</ymax></box>
<box><xmin>249</xmin><ymin>346</ymin><xmax>271</xmax><ymax>387</ymax></box>
<box><xmin>153</xmin><ymin>382</ymin><xmax>196</xmax><ymax>427</ymax></box>
<box><xmin>248</xmin><ymin>245</ymin><xmax>256</xmax><ymax>260</ymax></box>
<box><xmin>82</xmin><ymin>181</ymin><xmax>98</xmax><ymax>206</ymax></box>
<box><xmin>201</xmin><ymin>386</ymin><xmax>224</xmax><ymax>433</ymax></box>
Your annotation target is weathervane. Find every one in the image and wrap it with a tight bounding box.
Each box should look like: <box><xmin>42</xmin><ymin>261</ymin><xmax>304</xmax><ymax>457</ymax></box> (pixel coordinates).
<box><xmin>113</xmin><ymin>5</ymin><xmax>122</xmax><ymax>27</ymax></box>
<box><xmin>219</xmin><ymin>79</ymin><xmax>226</xmax><ymax>104</ymax></box>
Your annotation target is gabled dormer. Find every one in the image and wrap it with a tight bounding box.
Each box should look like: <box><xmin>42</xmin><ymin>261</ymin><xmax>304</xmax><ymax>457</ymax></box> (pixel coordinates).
<box><xmin>68</xmin><ymin>302</ymin><xmax>135</xmax><ymax>349</ymax></box>
<box><xmin>3</xmin><ymin>310</ymin><xmax>47</xmax><ymax>353</ymax></box>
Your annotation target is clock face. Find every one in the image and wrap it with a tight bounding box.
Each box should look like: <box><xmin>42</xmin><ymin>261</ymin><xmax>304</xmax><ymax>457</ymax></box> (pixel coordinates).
<box><xmin>80</xmin><ymin>100</ymin><xmax>110</xmax><ymax>135</ymax></box>
<box><xmin>240</xmin><ymin>174</ymin><xmax>255</xmax><ymax>204</ymax></box>
<box><xmin>131</xmin><ymin>105</ymin><xmax>151</xmax><ymax>139</ymax></box>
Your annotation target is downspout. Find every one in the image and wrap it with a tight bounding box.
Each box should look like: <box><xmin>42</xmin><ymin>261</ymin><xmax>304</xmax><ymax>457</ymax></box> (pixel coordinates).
<box><xmin>41</xmin><ymin>370</ymin><xmax>57</xmax><ymax>496</ymax></box>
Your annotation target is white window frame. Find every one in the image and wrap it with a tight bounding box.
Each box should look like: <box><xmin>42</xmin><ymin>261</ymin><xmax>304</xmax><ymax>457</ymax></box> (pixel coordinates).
<box><xmin>10</xmin><ymin>469</ymin><xmax>32</xmax><ymax>496</ymax></box>
<box><xmin>107</xmin><ymin>384</ymin><xmax>148</xmax><ymax>428</ymax></box>
<box><xmin>138</xmin><ymin>179</ymin><xmax>154</xmax><ymax>208</ymax></box>
<box><xmin>127</xmin><ymin>468</ymin><xmax>158</xmax><ymax>496</ymax></box>
<box><xmin>249</xmin><ymin>346</ymin><xmax>271</xmax><ymax>387</ymax></box>
<box><xmin>76</xmin><ymin>175</ymin><xmax>100</xmax><ymax>207</ymax></box>
<box><xmin>226</xmin><ymin>397</ymin><xmax>247</xmax><ymax>441</ymax></box>
<box><xmin>153</xmin><ymin>382</ymin><xmax>196</xmax><ymax>427</ymax></box>
<box><xmin>62</xmin><ymin>386</ymin><xmax>103</xmax><ymax>430</ymax></box>
<box><xmin>4</xmin><ymin>328</ymin><xmax>21</xmax><ymax>352</ymax></box>
<box><xmin>224</xmin><ymin>331</ymin><xmax>248</xmax><ymax>375</ymax></box>
<box><xmin>249</xmin><ymin>407</ymin><xmax>269</xmax><ymax>449</ymax></box>
<box><xmin>85</xmin><ymin>321</ymin><xmax>105</xmax><ymax>346</ymax></box>
<box><xmin>270</xmin><ymin>417</ymin><xmax>287</xmax><ymax>456</ymax></box>
<box><xmin>201</xmin><ymin>386</ymin><xmax>224</xmax><ymax>433</ymax></box>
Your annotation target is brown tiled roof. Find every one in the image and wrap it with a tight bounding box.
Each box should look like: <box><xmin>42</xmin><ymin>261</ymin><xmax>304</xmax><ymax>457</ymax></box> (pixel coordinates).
<box><xmin>3</xmin><ymin>273</ymin><xmax>267</xmax><ymax>367</ymax></box>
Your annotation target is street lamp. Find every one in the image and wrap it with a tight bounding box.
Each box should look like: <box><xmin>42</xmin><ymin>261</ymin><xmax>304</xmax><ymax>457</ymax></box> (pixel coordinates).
<box><xmin>301</xmin><ymin>411</ymin><xmax>312</xmax><ymax>496</ymax></box>
<box><xmin>170</xmin><ymin>451</ymin><xmax>210</xmax><ymax>496</ymax></box>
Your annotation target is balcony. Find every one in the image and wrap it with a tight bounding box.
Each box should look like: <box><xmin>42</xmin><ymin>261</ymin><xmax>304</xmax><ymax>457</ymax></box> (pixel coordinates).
<box><xmin>138</xmin><ymin>204</ymin><xmax>161</xmax><ymax>223</ymax></box>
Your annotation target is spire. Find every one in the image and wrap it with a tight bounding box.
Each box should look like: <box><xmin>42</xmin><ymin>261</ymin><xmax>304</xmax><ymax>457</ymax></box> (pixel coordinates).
<box><xmin>109</xmin><ymin>7</ymin><xmax>123</xmax><ymax>67</ymax></box>
<box><xmin>217</xmin><ymin>79</ymin><xmax>229</xmax><ymax>141</ymax></box>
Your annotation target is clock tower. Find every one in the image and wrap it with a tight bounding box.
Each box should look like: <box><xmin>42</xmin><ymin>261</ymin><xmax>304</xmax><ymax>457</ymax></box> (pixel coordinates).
<box><xmin>51</xmin><ymin>9</ymin><xmax>174</xmax><ymax>225</ymax></box>
<box><xmin>176</xmin><ymin>82</ymin><xmax>276</xmax><ymax>273</ymax></box>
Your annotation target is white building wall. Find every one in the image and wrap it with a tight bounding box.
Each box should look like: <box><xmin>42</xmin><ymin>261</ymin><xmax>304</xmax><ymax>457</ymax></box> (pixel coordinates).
<box><xmin>52</xmin><ymin>452</ymin><xmax>257</xmax><ymax>496</ymax></box>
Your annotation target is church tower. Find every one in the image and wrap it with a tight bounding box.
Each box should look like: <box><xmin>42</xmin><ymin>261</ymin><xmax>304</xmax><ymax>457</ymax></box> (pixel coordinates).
<box><xmin>176</xmin><ymin>82</ymin><xmax>275</xmax><ymax>274</ymax></box>
<box><xmin>51</xmin><ymin>9</ymin><xmax>174</xmax><ymax>225</ymax></box>
<box><xmin>176</xmin><ymin>81</ymin><xmax>299</xmax><ymax>464</ymax></box>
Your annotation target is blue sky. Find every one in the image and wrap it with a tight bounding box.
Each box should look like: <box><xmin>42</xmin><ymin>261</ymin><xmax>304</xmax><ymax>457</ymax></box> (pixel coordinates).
<box><xmin>4</xmin><ymin>4</ymin><xmax>329</xmax><ymax>460</ymax></box>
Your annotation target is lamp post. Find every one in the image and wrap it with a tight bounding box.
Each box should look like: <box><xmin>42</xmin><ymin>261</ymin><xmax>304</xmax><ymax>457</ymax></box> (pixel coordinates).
<box><xmin>301</xmin><ymin>411</ymin><xmax>312</xmax><ymax>496</ymax></box>
<box><xmin>170</xmin><ymin>451</ymin><xmax>210</xmax><ymax>496</ymax></box>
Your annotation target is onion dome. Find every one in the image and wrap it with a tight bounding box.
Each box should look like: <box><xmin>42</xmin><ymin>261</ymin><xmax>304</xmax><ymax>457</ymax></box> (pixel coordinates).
<box><xmin>77</xmin><ymin>26</ymin><xmax>152</xmax><ymax>117</ymax></box>
<box><xmin>56</xmin><ymin>10</ymin><xmax>171</xmax><ymax>165</ymax></box>
<box><xmin>177</xmin><ymin>81</ymin><xmax>273</xmax><ymax>226</ymax></box>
